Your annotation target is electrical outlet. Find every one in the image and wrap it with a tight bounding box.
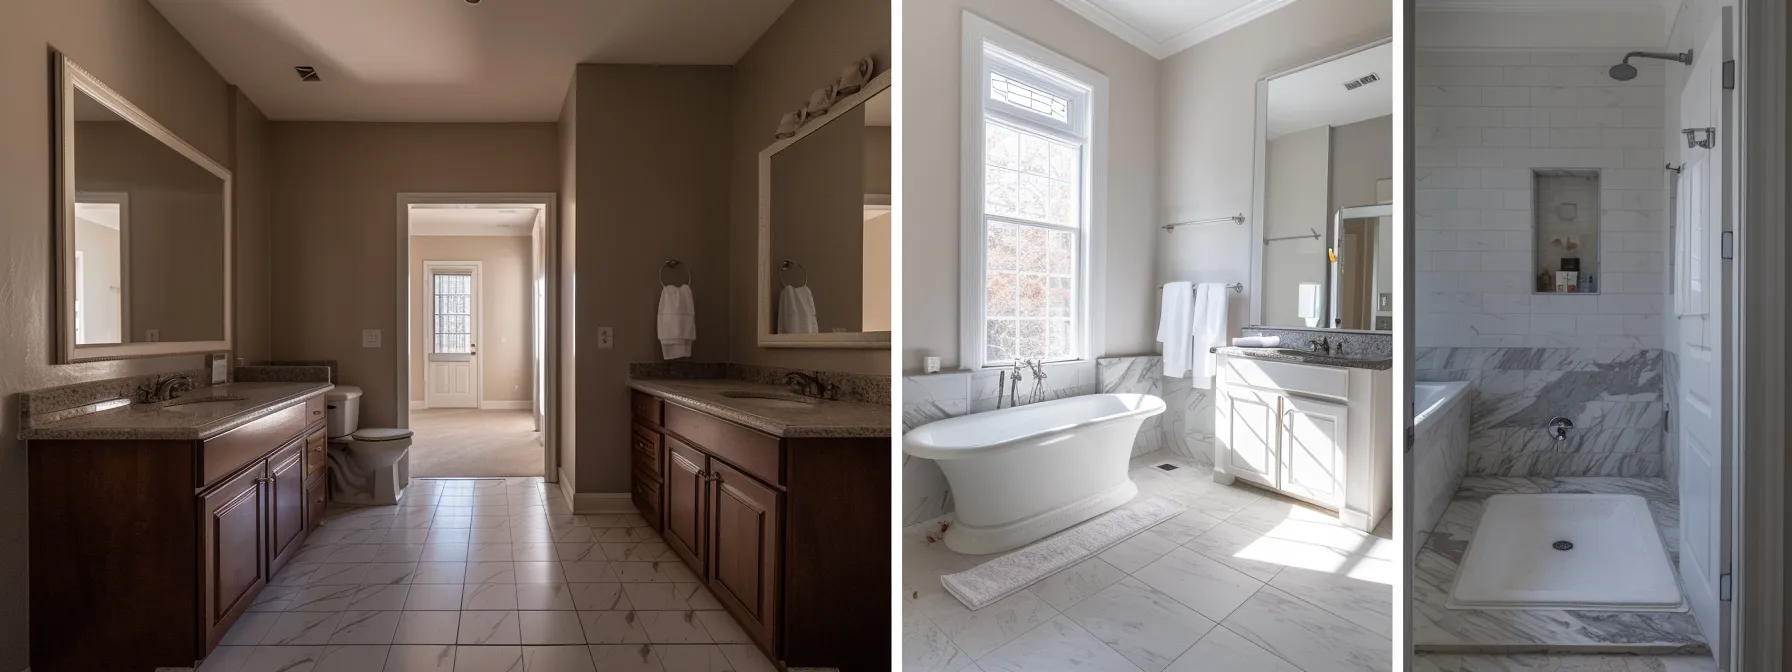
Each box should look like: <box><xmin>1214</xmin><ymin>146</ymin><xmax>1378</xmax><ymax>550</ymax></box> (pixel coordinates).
<box><xmin>362</xmin><ymin>329</ymin><xmax>382</xmax><ymax>348</ymax></box>
<box><xmin>597</xmin><ymin>327</ymin><xmax>614</xmax><ymax>349</ymax></box>
<box><xmin>144</xmin><ymin>329</ymin><xmax>160</xmax><ymax>342</ymax></box>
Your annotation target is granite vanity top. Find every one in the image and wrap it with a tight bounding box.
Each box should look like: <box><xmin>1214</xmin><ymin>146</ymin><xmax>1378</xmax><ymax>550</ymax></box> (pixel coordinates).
<box><xmin>628</xmin><ymin>378</ymin><xmax>890</xmax><ymax>438</ymax></box>
<box><xmin>22</xmin><ymin>382</ymin><xmax>335</xmax><ymax>441</ymax></box>
<box><xmin>1214</xmin><ymin>345</ymin><xmax>1393</xmax><ymax>371</ymax></box>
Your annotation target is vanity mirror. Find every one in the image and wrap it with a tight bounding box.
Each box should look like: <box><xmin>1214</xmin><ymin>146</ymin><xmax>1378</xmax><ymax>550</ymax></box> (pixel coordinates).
<box><xmin>55</xmin><ymin>54</ymin><xmax>231</xmax><ymax>362</ymax></box>
<box><xmin>1250</xmin><ymin>40</ymin><xmax>1391</xmax><ymax>331</ymax></box>
<box><xmin>757</xmin><ymin>70</ymin><xmax>891</xmax><ymax>348</ymax></box>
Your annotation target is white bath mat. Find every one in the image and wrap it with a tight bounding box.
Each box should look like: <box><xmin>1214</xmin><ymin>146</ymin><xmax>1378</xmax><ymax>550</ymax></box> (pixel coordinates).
<box><xmin>1448</xmin><ymin>493</ymin><xmax>1686</xmax><ymax>612</ymax></box>
<box><xmin>940</xmin><ymin>496</ymin><xmax>1187</xmax><ymax>610</ymax></box>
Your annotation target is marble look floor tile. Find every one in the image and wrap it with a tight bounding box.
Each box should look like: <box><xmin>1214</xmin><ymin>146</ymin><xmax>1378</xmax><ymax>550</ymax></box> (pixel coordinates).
<box><xmin>236</xmin><ymin>645</ymin><xmax>322</xmax><ymax>672</ymax></box>
<box><xmin>363</xmin><ymin>562</ymin><xmax>421</xmax><ymax>586</ymax></box>
<box><xmin>569</xmin><ymin>583</ymin><xmax>633</xmax><ymax>611</ymax></box>
<box><xmin>1097</xmin><ymin>530</ymin><xmax>1182</xmax><ymax>574</ymax></box>
<box><xmin>383</xmin><ymin>644</ymin><xmax>456</xmax><ymax>671</ymax></box>
<box><xmin>403</xmin><ymin>584</ymin><xmax>465</xmax><ymax>611</ymax></box>
<box><xmin>560</xmin><ymin>561</ymin><xmax>619</xmax><ymax>583</ymax></box>
<box><xmin>1164</xmin><ymin>626</ymin><xmax>1301</xmax><ymax>672</ymax></box>
<box><xmin>463</xmin><ymin>583</ymin><xmax>521</xmax><ymax>610</ymax></box>
<box><xmin>1179</xmin><ymin>522</ymin><xmax>1289</xmax><ymax>583</ymax></box>
<box><xmin>457</xmin><ymin>611</ymin><xmax>522</xmax><ymax>645</ymax></box>
<box><xmin>220</xmin><ymin>612</ymin><xmax>281</xmax><ymax>646</ymax></box>
<box><xmin>453</xmin><ymin>644</ymin><xmax>524</xmax><ymax>671</ymax></box>
<box><xmin>314</xmin><ymin>645</ymin><xmax>390</xmax><ymax>671</ymax></box>
<box><xmin>413</xmin><ymin>562</ymin><xmax>467</xmax><ymax>584</ymax></box>
<box><xmin>926</xmin><ymin>589</ymin><xmax>1059</xmax><ymax>659</ymax></box>
<box><xmin>1268</xmin><ymin>567</ymin><xmax>1393</xmax><ymax>638</ymax></box>
<box><xmin>469</xmin><ymin>542</ymin><xmax>514</xmax><ymax>562</ymax></box>
<box><xmin>1164</xmin><ymin>478</ymin><xmax>1264</xmax><ymax>520</ymax></box>
<box><xmin>1223</xmin><ymin>494</ymin><xmax>1350</xmax><ymax>537</ymax></box>
<box><xmin>520</xmin><ymin>610</ymin><xmax>588</xmax><ymax>645</ymax></box>
<box><xmin>716</xmin><ymin>644</ymin><xmax>779</xmax><ymax>672</ymax></box>
<box><xmin>349</xmin><ymin>585</ymin><xmax>412</xmax><ymax>611</ymax></box>
<box><xmin>602</xmin><ymin>542</ymin><xmax>675</xmax><ymax>562</ymax></box>
<box><xmin>694</xmin><ymin>610</ymin><xmax>750</xmax><ymax>644</ymax></box>
<box><xmin>516</xmin><ymin>583</ymin><xmax>577</xmax><ymax>611</ymax></box>
<box><xmin>196</xmin><ymin>645</ymin><xmax>255</xmax><ymax>672</ymax></box>
<box><xmin>1147</xmin><ymin>509</ymin><xmax>1226</xmax><ymax>546</ymax></box>
<box><xmin>522</xmin><ymin>645</ymin><xmax>598</xmax><ymax>671</ymax></box>
<box><xmin>329</xmin><ymin>610</ymin><xmax>402</xmax><ymax>644</ymax></box>
<box><xmin>586</xmin><ymin>644</ymin><xmax>665</xmax><ymax>671</ymax></box>
<box><xmin>611</xmin><ymin>561</ymin><xmax>698</xmax><ymax>583</ymax></box>
<box><xmin>310</xmin><ymin>563</ymin><xmax>374</xmax><ymax>586</ymax></box>
<box><xmin>466</xmin><ymin>562</ymin><xmax>519</xmax><ymax>584</ymax></box>
<box><xmin>579</xmin><ymin>611</ymin><xmax>651</xmax><ymax>644</ymax></box>
<box><xmin>621</xmin><ymin>583</ymin><xmax>717</xmax><ymax>611</ymax></box>
<box><xmin>513</xmin><ymin>542</ymin><xmax>558</xmax><ymax>562</ymax></box>
<box><xmin>636</xmin><ymin>611</ymin><xmax>713</xmax><ymax>644</ymax></box>
<box><xmin>1030</xmin><ymin>558</ymin><xmax>1128</xmax><ymax>611</ymax></box>
<box><xmin>1063</xmin><ymin>577</ymin><xmax>1217</xmax><ymax>672</ymax></box>
<box><xmin>393</xmin><ymin>611</ymin><xmax>461</xmax><ymax>644</ymax></box>
<box><xmin>648</xmin><ymin>644</ymin><xmax>742</xmax><ymax>671</ymax></box>
<box><xmin>1220</xmin><ymin>586</ymin><xmax>1390</xmax><ymax>672</ymax></box>
<box><xmin>287</xmin><ymin>585</ymin><xmax>359</xmax><ymax>612</ymax></box>
<box><xmin>262</xmin><ymin>612</ymin><xmax>343</xmax><ymax>645</ymax></box>
<box><xmin>901</xmin><ymin>607</ymin><xmax>974</xmax><ymax>672</ymax></box>
<box><xmin>515</xmin><ymin>561</ymin><xmax>567</xmax><ymax>584</ymax></box>
<box><xmin>977</xmin><ymin>615</ymin><xmax>1145</xmax><ymax>672</ymax></box>
<box><xmin>1131</xmin><ymin>547</ymin><xmax>1264</xmax><ymax>622</ymax></box>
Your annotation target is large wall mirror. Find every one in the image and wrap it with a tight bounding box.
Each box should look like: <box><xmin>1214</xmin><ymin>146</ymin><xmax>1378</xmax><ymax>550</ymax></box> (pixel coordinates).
<box><xmin>1251</xmin><ymin>40</ymin><xmax>1392</xmax><ymax>331</ymax></box>
<box><xmin>55</xmin><ymin>54</ymin><xmax>232</xmax><ymax>362</ymax></box>
<box><xmin>757</xmin><ymin>70</ymin><xmax>892</xmax><ymax>348</ymax></box>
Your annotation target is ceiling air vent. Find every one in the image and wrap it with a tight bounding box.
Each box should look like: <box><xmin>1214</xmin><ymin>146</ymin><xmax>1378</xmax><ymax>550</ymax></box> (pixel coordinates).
<box><xmin>294</xmin><ymin>66</ymin><xmax>321</xmax><ymax>82</ymax></box>
<box><xmin>1343</xmin><ymin>72</ymin><xmax>1380</xmax><ymax>91</ymax></box>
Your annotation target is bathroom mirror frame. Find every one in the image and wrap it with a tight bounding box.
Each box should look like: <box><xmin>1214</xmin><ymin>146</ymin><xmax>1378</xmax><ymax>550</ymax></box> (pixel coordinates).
<box><xmin>54</xmin><ymin>54</ymin><xmax>233</xmax><ymax>363</ymax></box>
<box><xmin>1248</xmin><ymin>37</ymin><xmax>1391</xmax><ymax>329</ymax></box>
<box><xmin>756</xmin><ymin>69</ymin><xmax>892</xmax><ymax>349</ymax></box>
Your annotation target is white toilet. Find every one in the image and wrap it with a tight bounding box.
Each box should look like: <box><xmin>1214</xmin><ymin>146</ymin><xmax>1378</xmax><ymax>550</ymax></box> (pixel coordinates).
<box><xmin>324</xmin><ymin>386</ymin><xmax>413</xmax><ymax>505</ymax></box>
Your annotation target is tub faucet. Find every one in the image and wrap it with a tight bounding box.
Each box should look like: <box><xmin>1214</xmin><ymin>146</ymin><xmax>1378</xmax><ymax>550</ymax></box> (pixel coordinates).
<box><xmin>1548</xmin><ymin>417</ymin><xmax>1574</xmax><ymax>441</ymax></box>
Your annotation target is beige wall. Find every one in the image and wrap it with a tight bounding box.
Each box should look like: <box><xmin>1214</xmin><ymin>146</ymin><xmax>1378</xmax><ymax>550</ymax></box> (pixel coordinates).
<box><xmin>1330</xmin><ymin>114</ymin><xmax>1393</xmax><ymax>213</ymax></box>
<box><xmin>268</xmin><ymin>123</ymin><xmax>559</xmax><ymax>429</ymax></box>
<box><xmin>409</xmin><ymin>235</ymin><xmax>533</xmax><ymax>404</ymax></box>
<box><xmin>1261</xmin><ymin>125</ymin><xmax>1330</xmax><ymax>327</ymax></box>
<box><xmin>570</xmin><ymin>64</ymin><xmax>733</xmax><ymax>494</ymax></box>
<box><xmin>1156</xmin><ymin>0</ymin><xmax>1391</xmax><ymax>331</ymax></box>
<box><xmin>728</xmin><ymin>0</ymin><xmax>892</xmax><ymax>374</ymax></box>
<box><xmin>0</xmin><ymin>0</ymin><xmax>238</xmax><ymax>665</ymax></box>
<box><xmin>901</xmin><ymin>0</ymin><xmax>1160</xmax><ymax>371</ymax></box>
<box><xmin>232</xmin><ymin>89</ymin><xmax>273</xmax><ymax>363</ymax></box>
<box><xmin>863</xmin><ymin>212</ymin><xmax>893</xmax><ymax>331</ymax></box>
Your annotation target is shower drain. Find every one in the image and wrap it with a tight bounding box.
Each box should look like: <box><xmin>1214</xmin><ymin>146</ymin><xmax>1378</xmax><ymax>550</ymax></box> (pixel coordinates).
<box><xmin>1553</xmin><ymin>540</ymin><xmax>1575</xmax><ymax>551</ymax></box>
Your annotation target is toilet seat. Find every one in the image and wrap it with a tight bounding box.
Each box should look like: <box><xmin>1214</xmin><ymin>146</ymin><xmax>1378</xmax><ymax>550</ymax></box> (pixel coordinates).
<box><xmin>351</xmin><ymin>428</ymin><xmax>413</xmax><ymax>442</ymax></box>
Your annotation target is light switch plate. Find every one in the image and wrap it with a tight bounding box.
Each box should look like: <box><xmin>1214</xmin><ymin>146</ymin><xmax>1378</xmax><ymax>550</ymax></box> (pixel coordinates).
<box><xmin>597</xmin><ymin>327</ymin><xmax>614</xmax><ymax>349</ymax></box>
<box><xmin>362</xmin><ymin>329</ymin><xmax>382</xmax><ymax>348</ymax></box>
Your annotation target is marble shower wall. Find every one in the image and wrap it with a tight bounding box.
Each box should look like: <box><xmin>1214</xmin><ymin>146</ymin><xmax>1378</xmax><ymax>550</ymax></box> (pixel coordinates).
<box><xmin>1161</xmin><ymin>375</ymin><xmax>1216</xmax><ymax>465</ymax></box>
<box><xmin>1417</xmin><ymin>346</ymin><xmax>1664</xmax><ymax>477</ymax></box>
<box><xmin>1412</xmin><ymin>384</ymin><xmax>1471</xmax><ymax>546</ymax></box>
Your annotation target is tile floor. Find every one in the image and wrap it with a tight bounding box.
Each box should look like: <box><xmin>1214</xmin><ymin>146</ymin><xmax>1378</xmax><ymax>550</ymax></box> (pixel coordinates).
<box><xmin>902</xmin><ymin>449</ymin><xmax>1395</xmax><ymax>672</ymax></box>
<box><xmin>188</xmin><ymin>477</ymin><xmax>775</xmax><ymax>672</ymax></box>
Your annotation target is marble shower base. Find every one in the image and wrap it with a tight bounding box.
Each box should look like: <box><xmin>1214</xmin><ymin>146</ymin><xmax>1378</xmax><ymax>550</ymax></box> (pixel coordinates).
<box><xmin>1415</xmin><ymin>477</ymin><xmax>1707</xmax><ymax>655</ymax></box>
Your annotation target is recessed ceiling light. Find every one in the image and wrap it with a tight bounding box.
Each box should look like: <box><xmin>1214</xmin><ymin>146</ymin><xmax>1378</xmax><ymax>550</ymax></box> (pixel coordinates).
<box><xmin>294</xmin><ymin>66</ymin><xmax>320</xmax><ymax>82</ymax></box>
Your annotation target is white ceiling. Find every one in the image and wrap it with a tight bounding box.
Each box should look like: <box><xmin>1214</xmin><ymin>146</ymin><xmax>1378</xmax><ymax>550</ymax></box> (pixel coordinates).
<box><xmin>147</xmin><ymin>0</ymin><xmax>795</xmax><ymax>122</ymax></box>
<box><xmin>1050</xmin><ymin>0</ymin><xmax>1299</xmax><ymax>60</ymax></box>
<box><xmin>1267</xmin><ymin>43</ymin><xmax>1392</xmax><ymax>138</ymax></box>
<box><xmin>410</xmin><ymin>205</ymin><xmax>539</xmax><ymax>236</ymax></box>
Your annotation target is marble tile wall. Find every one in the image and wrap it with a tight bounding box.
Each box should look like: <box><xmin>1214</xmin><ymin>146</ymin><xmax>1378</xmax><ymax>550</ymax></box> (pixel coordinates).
<box><xmin>1412</xmin><ymin>385</ymin><xmax>1471</xmax><ymax>546</ymax></box>
<box><xmin>1417</xmin><ymin>346</ymin><xmax>1664</xmax><ymax>477</ymax></box>
<box><xmin>1160</xmin><ymin>376</ymin><xmax>1216</xmax><ymax>466</ymax></box>
<box><xmin>1095</xmin><ymin>357</ymin><xmax>1163</xmax><ymax>456</ymax></box>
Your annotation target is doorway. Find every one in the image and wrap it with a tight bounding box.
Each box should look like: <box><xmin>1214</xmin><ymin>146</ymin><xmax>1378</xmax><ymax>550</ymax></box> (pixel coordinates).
<box><xmin>398</xmin><ymin>194</ymin><xmax>556</xmax><ymax>480</ymax></box>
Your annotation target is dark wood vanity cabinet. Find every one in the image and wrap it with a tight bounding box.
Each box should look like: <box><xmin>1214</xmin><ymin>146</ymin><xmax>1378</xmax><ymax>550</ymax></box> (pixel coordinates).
<box><xmin>628</xmin><ymin>390</ymin><xmax>889</xmax><ymax>671</ymax></box>
<box><xmin>28</xmin><ymin>395</ymin><xmax>333</xmax><ymax>671</ymax></box>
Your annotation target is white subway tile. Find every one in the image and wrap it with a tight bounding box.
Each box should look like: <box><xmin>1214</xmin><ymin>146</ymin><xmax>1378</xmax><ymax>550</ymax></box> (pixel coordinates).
<box><xmin>1471</xmin><ymin>313</ymin><xmax>1531</xmax><ymax>335</ymax></box>
<box><xmin>1576</xmin><ymin>314</ymin><xmax>1626</xmax><ymax>335</ymax></box>
<box><xmin>1483</xmin><ymin>292</ymin><xmax>1532</xmax><ymax>313</ymax></box>
<box><xmin>1531</xmin><ymin>86</ymin><xmax>1579</xmax><ymax>106</ymax></box>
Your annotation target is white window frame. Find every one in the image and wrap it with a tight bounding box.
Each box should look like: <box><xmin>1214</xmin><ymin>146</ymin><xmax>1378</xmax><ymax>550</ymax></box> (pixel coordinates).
<box><xmin>960</xmin><ymin>12</ymin><xmax>1108</xmax><ymax>369</ymax></box>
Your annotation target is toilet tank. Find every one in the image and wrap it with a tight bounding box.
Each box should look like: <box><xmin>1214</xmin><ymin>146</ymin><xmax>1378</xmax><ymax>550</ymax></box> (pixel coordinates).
<box><xmin>324</xmin><ymin>385</ymin><xmax>364</xmax><ymax>440</ymax></box>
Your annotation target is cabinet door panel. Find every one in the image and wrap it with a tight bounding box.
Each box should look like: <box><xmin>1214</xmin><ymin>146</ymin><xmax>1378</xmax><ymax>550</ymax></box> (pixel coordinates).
<box><xmin>306</xmin><ymin>474</ymin><xmax>329</xmax><ymax>534</ymax></box>
<box><xmin>664</xmin><ymin>437</ymin><xmax>707</xmax><ymax>569</ymax></box>
<box><xmin>1219</xmin><ymin>386</ymin><xmax>1279</xmax><ymax>487</ymax></box>
<box><xmin>708</xmin><ymin>460</ymin><xmax>781</xmax><ymax>652</ymax></box>
<box><xmin>268</xmin><ymin>440</ymin><xmax>307</xmax><ymax>575</ymax></box>
<box><xmin>1280</xmin><ymin>395</ymin><xmax>1348</xmax><ymax>506</ymax></box>
<box><xmin>201</xmin><ymin>463</ymin><xmax>267</xmax><ymax>650</ymax></box>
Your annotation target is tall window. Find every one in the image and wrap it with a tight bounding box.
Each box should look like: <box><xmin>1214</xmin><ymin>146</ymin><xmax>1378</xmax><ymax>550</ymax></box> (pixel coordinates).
<box><xmin>971</xmin><ymin>38</ymin><xmax>1095</xmax><ymax>367</ymax></box>
<box><xmin>432</xmin><ymin>272</ymin><xmax>474</xmax><ymax>354</ymax></box>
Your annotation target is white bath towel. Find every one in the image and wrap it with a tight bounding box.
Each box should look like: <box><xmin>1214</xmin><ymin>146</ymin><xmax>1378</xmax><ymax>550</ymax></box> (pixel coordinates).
<box><xmin>1231</xmin><ymin>335</ymin><xmax>1281</xmax><ymax>348</ymax></box>
<box><xmin>1297</xmin><ymin>282</ymin><xmax>1324</xmax><ymax>328</ymax></box>
<box><xmin>1189</xmin><ymin>283</ymin><xmax>1230</xmax><ymax>389</ymax></box>
<box><xmin>777</xmin><ymin>286</ymin><xmax>818</xmax><ymax>334</ymax></box>
<box><xmin>1156</xmin><ymin>282</ymin><xmax>1196</xmax><ymax>378</ymax></box>
<box><xmin>656</xmin><ymin>285</ymin><xmax>695</xmax><ymax>359</ymax></box>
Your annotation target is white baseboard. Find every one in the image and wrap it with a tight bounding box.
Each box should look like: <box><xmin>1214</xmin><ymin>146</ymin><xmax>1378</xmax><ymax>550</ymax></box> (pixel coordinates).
<box><xmin>556</xmin><ymin>467</ymin><xmax>576</xmax><ymax>510</ymax></box>
<box><xmin>480</xmin><ymin>400</ymin><xmax>532</xmax><ymax>410</ymax></box>
<box><xmin>409</xmin><ymin>400</ymin><xmax>428</xmax><ymax>410</ymax></box>
<box><xmin>572</xmin><ymin>492</ymin><xmax>636</xmax><ymax>514</ymax></box>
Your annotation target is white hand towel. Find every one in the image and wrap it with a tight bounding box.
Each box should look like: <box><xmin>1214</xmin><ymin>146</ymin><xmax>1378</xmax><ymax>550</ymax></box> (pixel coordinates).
<box><xmin>1189</xmin><ymin>283</ymin><xmax>1231</xmax><ymax>389</ymax></box>
<box><xmin>1231</xmin><ymin>335</ymin><xmax>1281</xmax><ymax>348</ymax></box>
<box><xmin>656</xmin><ymin>285</ymin><xmax>695</xmax><ymax>359</ymax></box>
<box><xmin>777</xmin><ymin>286</ymin><xmax>819</xmax><ymax>334</ymax></box>
<box><xmin>1297</xmin><ymin>282</ymin><xmax>1323</xmax><ymax>328</ymax></box>
<box><xmin>1156</xmin><ymin>282</ymin><xmax>1196</xmax><ymax>378</ymax></box>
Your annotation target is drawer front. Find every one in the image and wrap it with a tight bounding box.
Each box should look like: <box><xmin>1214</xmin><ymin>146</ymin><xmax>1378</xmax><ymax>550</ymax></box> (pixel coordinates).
<box><xmin>631</xmin><ymin>423</ymin><xmax>662</xmax><ymax>476</ymax></box>
<box><xmin>202</xmin><ymin>404</ymin><xmax>305</xmax><ymax>488</ymax></box>
<box><xmin>304</xmin><ymin>395</ymin><xmax>327</xmax><ymax>426</ymax></box>
<box><xmin>305</xmin><ymin>473</ymin><xmax>328</xmax><ymax>533</ymax></box>
<box><xmin>631</xmin><ymin>391</ymin><xmax>663</xmax><ymax>426</ymax></box>
<box><xmin>304</xmin><ymin>424</ymin><xmax>329</xmax><ymax>478</ymax></box>
<box><xmin>632</xmin><ymin>471</ymin><xmax>662</xmax><ymax>530</ymax></box>
<box><xmin>664</xmin><ymin>403</ymin><xmax>783</xmax><ymax>487</ymax></box>
<box><xmin>1221</xmin><ymin>355</ymin><xmax>1349</xmax><ymax>401</ymax></box>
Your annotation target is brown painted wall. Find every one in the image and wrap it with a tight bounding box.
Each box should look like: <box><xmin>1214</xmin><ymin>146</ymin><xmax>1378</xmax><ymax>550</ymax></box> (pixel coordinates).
<box><xmin>570</xmin><ymin>64</ymin><xmax>733</xmax><ymax>494</ymax></box>
<box><xmin>409</xmin><ymin>235</ymin><xmax>534</xmax><ymax>404</ymax></box>
<box><xmin>0</xmin><ymin>0</ymin><xmax>237</xmax><ymax>665</ymax></box>
<box><xmin>727</xmin><ymin>0</ymin><xmax>892</xmax><ymax>374</ymax></box>
<box><xmin>267</xmin><ymin>123</ymin><xmax>559</xmax><ymax>429</ymax></box>
<box><xmin>557</xmin><ymin>83</ymin><xmax>578</xmax><ymax>485</ymax></box>
<box><xmin>232</xmin><ymin>90</ymin><xmax>272</xmax><ymax>363</ymax></box>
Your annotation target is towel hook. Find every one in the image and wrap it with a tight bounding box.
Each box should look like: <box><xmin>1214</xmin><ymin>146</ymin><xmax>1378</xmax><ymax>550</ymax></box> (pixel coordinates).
<box><xmin>659</xmin><ymin>259</ymin><xmax>690</xmax><ymax>287</ymax></box>
<box><xmin>780</xmin><ymin>260</ymin><xmax>808</xmax><ymax>288</ymax></box>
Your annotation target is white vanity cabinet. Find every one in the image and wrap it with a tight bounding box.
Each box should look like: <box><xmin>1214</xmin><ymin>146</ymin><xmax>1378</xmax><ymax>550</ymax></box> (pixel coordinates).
<box><xmin>1213</xmin><ymin>352</ymin><xmax>1391</xmax><ymax>532</ymax></box>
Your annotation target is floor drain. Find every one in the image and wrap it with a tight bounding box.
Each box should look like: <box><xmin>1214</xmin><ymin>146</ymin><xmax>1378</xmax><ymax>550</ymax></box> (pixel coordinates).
<box><xmin>1553</xmin><ymin>540</ymin><xmax>1574</xmax><ymax>551</ymax></box>
<box><xmin>1157</xmin><ymin>464</ymin><xmax>1179</xmax><ymax>471</ymax></box>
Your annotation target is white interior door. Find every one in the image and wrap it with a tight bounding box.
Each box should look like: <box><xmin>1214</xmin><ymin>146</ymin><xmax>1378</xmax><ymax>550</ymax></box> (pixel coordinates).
<box><xmin>1673</xmin><ymin>21</ymin><xmax>1731</xmax><ymax>661</ymax></box>
<box><xmin>426</xmin><ymin>262</ymin><xmax>481</xmax><ymax>409</ymax></box>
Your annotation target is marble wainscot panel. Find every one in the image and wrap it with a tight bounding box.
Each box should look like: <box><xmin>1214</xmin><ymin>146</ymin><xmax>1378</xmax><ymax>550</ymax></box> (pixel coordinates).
<box><xmin>1160</xmin><ymin>375</ymin><xmax>1215</xmax><ymax>465</ymax></box>
<box><xmin>1096</xmin><ymin>356</ymin><xmax>1163</xmax><ymax>456</ymax></box>
<box><xmin>1414</xmin><ymin>476</ymin><xmax>1704</xmax><ymax>654</ymax></box>
<box><xmin>899</xmin><ymin>359</ymin><xmax>1098</xmax><ymax>527</ymax></box>
<box><xmin>233</xmin><ymin>365</ymin><xmax>332</xmax><ymax>383</ymax></box>
<box><xmin>1416</xmin><ymin>347</ymin><xmax>1665</xmax><ymax>477</ymax></box>
<box><xmin>1412</xmin><ymin>384</ymin><xmax>1472</xmax><ymax>548</ymax></box>
<box><xmin>1243</xmin><ymin>326</ymin><xmax>1393</xmax><ymax>358</ymax></box>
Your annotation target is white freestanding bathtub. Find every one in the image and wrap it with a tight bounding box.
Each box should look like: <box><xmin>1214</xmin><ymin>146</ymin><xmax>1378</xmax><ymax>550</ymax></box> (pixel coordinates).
<box><xmin>902</xmin><ymin>393</ymin><xmax>1166</xmax><ymax>554</ymax></box>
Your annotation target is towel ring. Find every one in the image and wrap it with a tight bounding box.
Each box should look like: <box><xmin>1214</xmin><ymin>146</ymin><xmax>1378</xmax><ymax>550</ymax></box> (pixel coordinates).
<box><xmin>780</xmin><ymin>260</ymin><xmax>808</xmax><ymax>288</ymax></box>
<box><xmin>659</xmin><ymin>259</ymin><xmax>690</xmax><ymax>287</ymax></box>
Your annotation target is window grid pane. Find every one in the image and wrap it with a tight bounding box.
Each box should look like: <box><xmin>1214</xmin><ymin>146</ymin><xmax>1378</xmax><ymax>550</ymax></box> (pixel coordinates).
<box><xmin>984</xmin><ymin>120</ymin><xmax>1080</xmax><ymax>228</ymax></box>
<box><xmin>984</xmin><ymin>219</ymin><xmax>1076</xmax><ymax>363</ymax></box>
<box><xmin>432</xmin><ymin>272</ymin><xmax>472</xmax><ymax>354</ymax></box>
<box><xmin>989</xmin><ymin>72</ymin><xmax>1069</xmax><ymax>123</ymax></box>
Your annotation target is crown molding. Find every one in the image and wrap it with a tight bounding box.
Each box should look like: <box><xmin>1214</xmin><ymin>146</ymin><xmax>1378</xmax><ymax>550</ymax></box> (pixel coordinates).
<box><xmin>1051</xmin><ymin>0</ymin><xmax>1298</xmax><ymax>60</ymax></box>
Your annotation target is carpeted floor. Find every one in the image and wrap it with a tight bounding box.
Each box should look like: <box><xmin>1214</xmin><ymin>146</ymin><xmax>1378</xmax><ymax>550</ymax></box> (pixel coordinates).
<box><xmin>406</xmin><ymin>407</ymin><xmax>543</xmax><ymax>478</ymax></box>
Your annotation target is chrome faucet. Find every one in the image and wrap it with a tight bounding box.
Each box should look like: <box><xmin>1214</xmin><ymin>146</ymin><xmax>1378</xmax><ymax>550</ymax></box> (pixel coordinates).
<box><xmin>782</xmin><ymin>371</ymin><xmax>837</xmax><ymax>400</ymax></box>
<box><xmin>137</xmin><ymin>374</ymin><xmax>194</xmax><ymax>404</ymax></box>
<box><xmin>1307</xmin><ymin>336</ymin><xmax>1334</xmax><ymax>355</ymax></box>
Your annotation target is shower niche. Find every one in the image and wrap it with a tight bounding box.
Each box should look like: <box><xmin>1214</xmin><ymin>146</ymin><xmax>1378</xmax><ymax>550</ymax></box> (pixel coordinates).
<box><xmin>1532</xmin><ymin>169</ymin><xmax>1600</xmax><ymax>294</ymax></box>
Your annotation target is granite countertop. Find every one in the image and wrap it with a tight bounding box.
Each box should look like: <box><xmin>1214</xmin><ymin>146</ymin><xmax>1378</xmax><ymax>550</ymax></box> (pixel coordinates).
<box><xmin>627</xmin><ymin>378</ymin><xmax>890</xmax><ymax>438</ymax></box>
<box><xmin>22</xmin><ymin>382</ymin><xmax>335</xmax><ymax>441</ymax></box>
<box><xmin>1214</xmin><ymin>346</ymin><xmax>1393</xmax><ymax>371</ymax></box>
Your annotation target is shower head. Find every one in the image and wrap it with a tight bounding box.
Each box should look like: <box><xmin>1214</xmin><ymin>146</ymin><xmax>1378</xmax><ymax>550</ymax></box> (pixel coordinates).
<box><xmin>1608</xmin><ymin>50</ymin><xmax>1694</xmax><ymax>81</ymax></box>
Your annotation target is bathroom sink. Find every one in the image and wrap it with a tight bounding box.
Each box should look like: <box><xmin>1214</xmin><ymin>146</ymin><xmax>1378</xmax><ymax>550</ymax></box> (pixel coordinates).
<box><xmin>718</xmin><ymin>391</ymin><xmax>817</xmax><ymax>409</ymax></box>
<box><xmin>160</xmin><ymin>396</ymin><xmax>249</xmax><ymax>412</ymax></box>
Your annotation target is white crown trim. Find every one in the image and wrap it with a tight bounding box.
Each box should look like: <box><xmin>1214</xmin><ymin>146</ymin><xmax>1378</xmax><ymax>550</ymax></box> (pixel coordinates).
<box><xmin>1050</xmin><ymin>0</ymin><xmax>1298</xmax><ymax>60</ymax></box>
